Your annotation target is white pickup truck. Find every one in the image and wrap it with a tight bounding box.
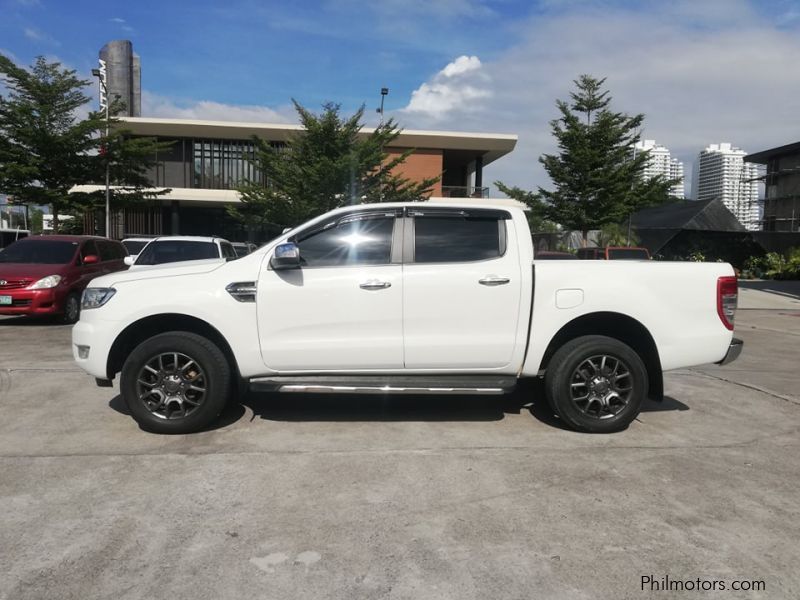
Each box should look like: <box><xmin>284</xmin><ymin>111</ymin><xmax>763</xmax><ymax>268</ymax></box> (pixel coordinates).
<box><xmin>72</xmin><ymin>203</ymin><xmax>742</xmax><ymax>434</ymax></box>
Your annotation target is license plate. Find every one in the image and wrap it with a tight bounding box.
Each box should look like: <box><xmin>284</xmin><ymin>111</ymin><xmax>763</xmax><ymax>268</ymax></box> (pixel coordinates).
<box><xmin>0</xmin><ymin>295</ymin><xmax>11</xmax><ymax>305</ymax></box>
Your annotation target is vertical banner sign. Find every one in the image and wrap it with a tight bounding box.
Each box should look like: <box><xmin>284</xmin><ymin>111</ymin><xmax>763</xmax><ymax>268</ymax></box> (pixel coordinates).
<box><xmin>98</xmin><ymin>58</ymin><xmax>108</xmax><ymax>111</ymax></box>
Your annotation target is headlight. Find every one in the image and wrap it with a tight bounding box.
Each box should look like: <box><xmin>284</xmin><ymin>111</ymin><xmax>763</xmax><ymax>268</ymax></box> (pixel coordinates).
<box><xmin>28</xmin><ymin>275</ymin><xmax>62</xmax><ymax>289</ymax></box>
<box><xmin>81</xmin><ymin>287</ymin><xmax>116</xmax><ymax>309</ymax></box>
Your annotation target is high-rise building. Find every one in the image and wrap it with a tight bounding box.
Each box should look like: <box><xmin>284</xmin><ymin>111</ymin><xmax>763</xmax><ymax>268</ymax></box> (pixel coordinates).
<box><xmin>693</xmin><ymin>143</ymin><xmax>761</xmax><ymax>230</ymax></box>
<box><xmin>633</xmin><ymin>139</ymin><xmax>685</xmax><ymax>199</ymax></box>
<box><xmin>98</xmin><ymin>40</ymin><xmax>141</xmax><ymax>117</ymax></box>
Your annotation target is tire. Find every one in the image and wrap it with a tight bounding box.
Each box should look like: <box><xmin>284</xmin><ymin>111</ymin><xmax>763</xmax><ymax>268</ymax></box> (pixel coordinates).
<box><xmin>544</xmin><ymin>335</ymin><xmax>648</xmax><ymax>433</ymax></box>
<box><xmin>62</xmin><ymin>292</ymin><xmax>80</xmax><ymax>324</ymax></box>
<box><xmin>120</xmin><ymin>332</ymin><xmax>231</xmax><ymax>434</ymax></box>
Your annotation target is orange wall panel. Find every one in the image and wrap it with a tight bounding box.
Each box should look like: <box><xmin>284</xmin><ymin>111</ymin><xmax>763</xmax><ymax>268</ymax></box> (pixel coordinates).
<box><xmin>385</xmin><ymin>148</ymin><xmax>443</xmax><ymax>197</ymax></box>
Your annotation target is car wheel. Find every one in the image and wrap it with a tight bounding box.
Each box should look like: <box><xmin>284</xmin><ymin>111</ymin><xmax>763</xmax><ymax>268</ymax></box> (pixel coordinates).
<box><xmin>62</xmin><ymin>292</ymin><xmax>80</xmax><ymax>324</ymax></box>
<box><xmin>120</xmin><ymin>332</ymin><xmax>231</xmax><ymax>434</ymax></box>
<box><xmin>544</xmin><ymin>335</ymin><xmax>647</xmax><ymax>433</ymax></box>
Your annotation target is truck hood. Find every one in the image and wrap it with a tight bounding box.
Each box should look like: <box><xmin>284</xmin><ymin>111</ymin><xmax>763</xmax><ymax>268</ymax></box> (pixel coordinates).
<box><xmin>89</xmin><ymin>259</ymin><xmax>226</xmax><ymax>288</ymax></box>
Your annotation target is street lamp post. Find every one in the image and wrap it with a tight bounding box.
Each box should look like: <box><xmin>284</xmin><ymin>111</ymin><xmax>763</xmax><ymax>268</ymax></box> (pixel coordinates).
<box><xmin>91</xmin><ymin>64</ymin><xmax>111</xmax><ymax>238</ymax></box>
<box><xmin>376</xmin><ymin>87</ymin><xmax>388</xmax><ymax>202</ymax></box>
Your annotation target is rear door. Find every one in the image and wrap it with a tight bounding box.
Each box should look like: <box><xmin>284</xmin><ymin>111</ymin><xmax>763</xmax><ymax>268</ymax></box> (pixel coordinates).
<box><xmin>402</xmin><ymin>208</ymin><xmax>523</xmax><ymax>369</ymax></box>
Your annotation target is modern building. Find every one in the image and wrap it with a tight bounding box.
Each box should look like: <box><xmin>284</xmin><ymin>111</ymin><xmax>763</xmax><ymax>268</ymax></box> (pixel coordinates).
<box><xmin>692</xmin><ymin>143</ymin><xmax>761</xmax><ymax>231</ymax></box>
<box><xmin>99</xmin><ymin>40</ymin><xmax>141</xmax><ymax>117</ymax></box>
<box><xmin>633</xmin><ymin>139</ymin><xmax>684</xmax><ymax>199</ymax></box>
<box><xmin>745</xmin><ymin>141</ymin><xmax>800</xmax><ymax>232</ymax></box>
<box><xmin>73</xmin><ymin>117</ymin><xmax>517</xmax><ymax>241</ymax></box>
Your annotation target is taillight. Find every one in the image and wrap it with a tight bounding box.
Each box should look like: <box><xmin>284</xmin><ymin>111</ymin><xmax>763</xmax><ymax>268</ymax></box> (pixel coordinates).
<box><xmin>717</xmin><ymin>276</ymin><xmax>737</xmax><ymax>330</ymax></box>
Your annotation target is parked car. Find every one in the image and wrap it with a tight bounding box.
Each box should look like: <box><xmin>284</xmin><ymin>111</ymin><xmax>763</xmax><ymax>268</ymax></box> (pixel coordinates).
<box><xmin>231</xmin><ymin>242</ymin><xmax>257</xmax><ymax>258</ymax></box>
<box><xmin>1</xmin><ymin>235</ymin><xmax>128</xmax><ymax>323</ymax></box>
<box><xmin>535</xmin><ymin>251</ymin><xmax>578</xmax><ymax>260</ymax></box>
<box><xmin>605</xmin><ymin>246</ymin><xmax>651</xmax><ymax>260</ymax></box>
<box><xmin>125</xmin><ymin>236</ymin><xmax>237</xmax><ymax>268</ymax></box>
<box><xmin>121</xmin><ymin>237</ymin><xmax>154</xmax><ymax>261</ymax></box>
<box><xmin>74</xmin><ymin>203</ymin><xmax>741</xmax><ymax>434</ymax></box>
<box><xmin>577</xmin><ymin>246</ymin><xmax>651</xmax><ymax>260</ymax></box>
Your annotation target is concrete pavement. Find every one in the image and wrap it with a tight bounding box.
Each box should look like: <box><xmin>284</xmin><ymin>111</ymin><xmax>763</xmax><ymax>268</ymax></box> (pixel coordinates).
<box><xmin>0</xmin><ymin>288</ymin><xmax>798</xmax><ymax>599</ymax></box>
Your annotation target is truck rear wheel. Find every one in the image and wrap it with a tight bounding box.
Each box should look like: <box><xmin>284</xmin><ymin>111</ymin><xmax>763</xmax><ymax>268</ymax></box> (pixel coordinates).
<box><xmin>544</xmin><ymin>335</ymin><xmax>647</xmax><ymax>433</ymax></box>
<box><xmin>120</xmin><ymin>332</ymin><xmax>230</xmax><ymax>434</ymax></box>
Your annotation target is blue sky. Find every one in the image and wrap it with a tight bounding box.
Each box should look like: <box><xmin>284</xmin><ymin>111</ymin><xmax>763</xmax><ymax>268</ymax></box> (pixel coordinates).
<box><xmin>2</xmin><ymin>0</ymin><xmax>800</xmax><ymax>191</ymax></box>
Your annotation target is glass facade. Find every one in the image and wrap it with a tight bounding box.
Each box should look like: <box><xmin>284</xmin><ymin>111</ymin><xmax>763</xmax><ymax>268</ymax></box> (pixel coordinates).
<box><xmin>143</xmin><ymin>137</ymin><xmax>268</xmax><ymax>190</ymax></box>
<box><xmin>192</xmin><ymin>139</ymin><xmax>265</xmax><ymax>189</ymax></box>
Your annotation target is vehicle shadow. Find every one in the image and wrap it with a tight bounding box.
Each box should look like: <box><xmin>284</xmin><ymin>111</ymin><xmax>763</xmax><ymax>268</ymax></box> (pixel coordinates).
<box><xmin>108</xmin><ymin>394</ymin><xmax>247</xmax><ymax>433</ymax></box>
<box><xmin>244</xmin><ymin>391</ymin><xmax>519</xmax><ymax>422</ymax></box>
<box><xmin>108</xmin><ymin>388</ymin><xmax>690</xmax><ymax>432</ymax></box>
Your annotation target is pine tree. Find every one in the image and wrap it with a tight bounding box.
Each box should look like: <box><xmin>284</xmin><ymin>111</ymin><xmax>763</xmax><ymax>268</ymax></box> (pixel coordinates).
<box><xmin>497</xmin><ymin>75</ymin><xmax>675</xmax><ymax>242</ymax></box>
<box><xmin>0</xmin><ymin>54</ymin><xmax>168</xmax><ymax>234</ymax></box>
<box><xmin>229</xmin><ymin>101</ymin><xmax>439</xmax><ymax>230</ymax></box>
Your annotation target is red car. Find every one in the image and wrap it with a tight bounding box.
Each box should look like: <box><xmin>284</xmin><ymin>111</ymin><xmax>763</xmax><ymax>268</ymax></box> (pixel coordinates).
<box><xmin>0</xmin><ymin>236</ymin><xmax>128</xmax><ymax>323</ymax></box>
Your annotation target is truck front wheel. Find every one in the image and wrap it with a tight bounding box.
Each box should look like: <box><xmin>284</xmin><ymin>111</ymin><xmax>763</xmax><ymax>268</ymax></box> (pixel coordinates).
<box><xmin>544</xmin><ymin>335</ymin><xmax>648</xmax><ymax>433</ymax></box>
<box><xmin>120</xmin><ymin>332</ymin><xmax>230</xmax><ymax>434</ymax></box>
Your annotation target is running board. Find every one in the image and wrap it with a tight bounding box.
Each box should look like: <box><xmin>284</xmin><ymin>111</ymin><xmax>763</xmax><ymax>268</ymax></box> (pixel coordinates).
<box><xmin>249</xmin><ymin>375</ymin><xmax>517</xmax><ymax>395</ymax></box>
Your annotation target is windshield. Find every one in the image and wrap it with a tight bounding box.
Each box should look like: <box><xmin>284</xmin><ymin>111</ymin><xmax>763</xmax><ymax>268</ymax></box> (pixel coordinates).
<box><xmin>135</xmin><ymin>240</ymin><xmax>219</xmax><ymax>265</ymax></box>
<box><xmin>0</xmin><ymin>240</ymin><xmax>78</xmax><ymax>264</ymax></box>
<box><xmin>123</xmin><ymin>240</ymin><xmax>150</xmax><ymax>255</ymax></box>
<box><xmin>232</xmin><ymin>244</ymin><xmax>250</xmax><ymax>257</ymax></box>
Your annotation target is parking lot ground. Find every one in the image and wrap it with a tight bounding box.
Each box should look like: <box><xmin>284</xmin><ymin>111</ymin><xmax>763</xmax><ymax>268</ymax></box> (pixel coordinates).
<box><xmin>1</xmin><ymin>284</ymin><xmax>799</xmax><ymax>599</ymax></box>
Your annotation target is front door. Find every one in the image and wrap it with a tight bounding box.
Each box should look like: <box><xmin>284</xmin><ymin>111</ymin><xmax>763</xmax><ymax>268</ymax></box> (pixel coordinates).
<box><xmin>258</xmin><ymin>210</ymin><xmax>403</xmax><ymax>372</ymax></box>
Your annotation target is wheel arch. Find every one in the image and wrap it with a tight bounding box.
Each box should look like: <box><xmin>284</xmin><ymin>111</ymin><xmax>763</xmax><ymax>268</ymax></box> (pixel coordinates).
<box><xmin>538</xmin><ymin>311</ymin><xmax>663</xmax><ymax>401</ymax></box>
<box><xmin>106</xmin><ymin>313</ymin><xmax>240</xmax><ymax>382</ymax></box>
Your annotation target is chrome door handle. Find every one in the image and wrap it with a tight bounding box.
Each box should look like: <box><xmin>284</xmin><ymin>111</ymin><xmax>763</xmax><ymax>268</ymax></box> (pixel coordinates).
<box><xmin>479</xmin><ymin>276</ymin><xmax>510</xmax><ymax>286</ymax></box>
<box><xmin>359</xmin><ymin>280</ymin><xmax>392</xmax><ymax>290</ymax></box>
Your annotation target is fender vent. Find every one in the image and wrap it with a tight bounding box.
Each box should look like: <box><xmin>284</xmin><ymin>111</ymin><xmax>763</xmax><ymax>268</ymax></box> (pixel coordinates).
<box><xmin>226</xmin><ymin>281</ymin><xmax>257</xmax><ymax>303</ymax></box>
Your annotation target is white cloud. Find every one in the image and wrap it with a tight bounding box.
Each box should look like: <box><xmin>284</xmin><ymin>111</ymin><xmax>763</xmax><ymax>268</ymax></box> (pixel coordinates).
<box><xmin>402</xmin><ymin>55</ymin><xmax>491</xmax><ymax>119</ymax></box>
<box><xmin>441</xmin><ymin>55</ymin><xmax>482</xmax><ymax>78</ymax></box>
<box><xmin>396</xmin><ymin>1</ymin><xmax>800</xmax><ymax>195</ymax></box>
<box><xmin>110</xmin><ymin>17</ymin><xmax>126</xmax><ymax>23</ymax></box>
<box><xmin>142</xmin><ymin>91</ymin><xmax>295</xmax><ymax>123</ymax></box>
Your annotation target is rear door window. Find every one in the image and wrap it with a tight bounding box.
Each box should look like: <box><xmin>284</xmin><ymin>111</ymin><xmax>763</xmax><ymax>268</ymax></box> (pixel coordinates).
<box><xmin>97</xmin><ymin>241</ymin><xmax>117</xmax><ymax>262</ymax></box>
<box><xmin>412</xmin><ymin>211</ymin><xmax>506</xmax><ymax>263</ymax></box>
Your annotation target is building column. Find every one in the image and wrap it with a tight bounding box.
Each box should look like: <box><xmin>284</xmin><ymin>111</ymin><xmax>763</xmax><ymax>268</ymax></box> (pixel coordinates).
<box><xmin>474</xmin><ymin>155</ymin><xmax>483</xmax><ymax>190</ymax></box>
<box><xmin>171</xmin><ymin>200</ymin><xmax>180</xmax><ymax>235</ymax></box>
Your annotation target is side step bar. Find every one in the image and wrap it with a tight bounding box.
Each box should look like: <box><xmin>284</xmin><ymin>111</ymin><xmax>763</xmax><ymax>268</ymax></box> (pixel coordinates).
<box><xmin>249</xmin><ymin>375</ymin><xmax>518</xmax><ymax>395</ymax></box>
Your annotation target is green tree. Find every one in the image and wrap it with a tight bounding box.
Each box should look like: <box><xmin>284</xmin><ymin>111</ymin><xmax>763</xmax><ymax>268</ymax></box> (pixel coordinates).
<box><xmin>0</xmin><ymin>54</ymin><xmax>168</xmax><ymax>234</ymax></box>
<box><xmin>597</xmin><ymin>222</ymin><xmax>639</xmax><ymax>247</ymax></box>
<box><xmin>497</xmin><ymin>75</ymin><xmax>675</xmax><ymax>243</ymax></box>
<box><xmin>29</xmin><ymin>207</ymin><xmax>43</xmax><ymax>233</ymax></box>
<box><xmin>229</xmin><ymin>100</ymin><xmax>439</xmax><ymax>230</ymax></box>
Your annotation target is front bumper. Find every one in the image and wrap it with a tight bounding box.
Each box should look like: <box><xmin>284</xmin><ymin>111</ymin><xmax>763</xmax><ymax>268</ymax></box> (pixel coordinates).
<box><xmin>72</xmin><ymin>318</ymin><xmax>117</xmax><ymax>380</ymax></box>
<box><xmin>716</xmin><ymin>338</ymin><xmax>743</xmax><ymax>366</ymax></box>
<box><xmin>0</xmin><ymin>288</ymin><xmax>64</xmax><ymax>316</ymax></box>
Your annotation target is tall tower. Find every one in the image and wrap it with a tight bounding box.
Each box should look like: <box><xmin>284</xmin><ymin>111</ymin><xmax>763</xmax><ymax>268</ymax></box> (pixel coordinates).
<box><xmin>695</xmin><ymin>143</ymin><xmax>761</xmax><ymax>230</ymax></box>
<box><xmin>98</xmin><ymin>40</ymin><xmax>141</xmax><ymax>116</ymax></box>
<box><xmin>633</xmin><ymin>139</ymin><xmax>685</xmax><ymax>199</ymax></box>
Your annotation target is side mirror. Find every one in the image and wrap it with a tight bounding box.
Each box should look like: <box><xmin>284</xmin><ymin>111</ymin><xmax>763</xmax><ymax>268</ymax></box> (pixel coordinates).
<box><xmin>270</xmin><ymin>242</ymin><xmax>301</xmax><ymax>270</ymax></box>
<box><xmin>123</xmin><ymin>256</ymin><xmax>134</xmax><ymax>266</ymax></box>
<box><xmin>83</xmin><ymin>254</ymin><xmax>100</xmax><ymax>265</ymax></box>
